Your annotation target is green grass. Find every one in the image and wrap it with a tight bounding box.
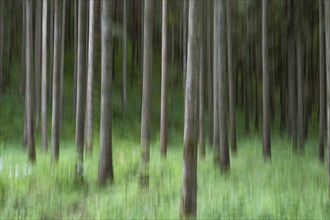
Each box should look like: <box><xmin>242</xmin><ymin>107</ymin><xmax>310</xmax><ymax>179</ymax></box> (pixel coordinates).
<box><xmin>0</xmin><ymin>43</ymin><xmax>329</xmax><ymax>219</ymax></box>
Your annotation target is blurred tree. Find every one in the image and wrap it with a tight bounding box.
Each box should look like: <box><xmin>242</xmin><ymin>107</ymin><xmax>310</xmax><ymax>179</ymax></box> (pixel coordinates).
<box><xmin>41</xmin><ymin>0</ymin><xmax>48</xmax><ymax>151</ymax></box>
<box><xmin>51</xmin><ymin>0</ymin><xmax>61</xmax><ymax>162</ymax></box>
<box><xmin>319</xmin><ymin>0</ymin><xmax>325</xmax><ymax>162</ymax></box>
<box><xmin>75</xmin><ymin>0</ymin><xmax>87</xmax><ymax>181</ymax></box>
<box><xmin>25</xmin><ymin>0</ymin><xmax>36</xmax><ymax>163</ymax></box>
<box><xmin>262</xmin><ymin>0</ymin><xmax>271</xmax><ymax>159</ymax></box>
<box><xmin>98</xmin><ymin>0</ymin><xmax>114</xmax><ymax>186</ymax></box>
<box><xmin>139</xmin><ymin>0</ymin><xmax>153</xmax><ymax>188</ymax></box>
<box><xmin>180</xmin><ymin>0</ymin><xmax>199</xmax><ymax>217</ymax></box>
<box><xmin>85</xmin><ymin>0</ymin><xmax>95</xmax><ymax>154</ymax></box>
<box><xmin>160</xmin><ymin>0</ymin><xmax>168</xmax><ymax>158</ymax></box>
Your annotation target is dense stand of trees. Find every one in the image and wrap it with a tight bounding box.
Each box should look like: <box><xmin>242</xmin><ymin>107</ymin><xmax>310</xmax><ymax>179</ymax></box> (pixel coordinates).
<box><xmin>1</xmin><ymin>0</ymin><xmax>330</xmax><ymax>217</ymax></box>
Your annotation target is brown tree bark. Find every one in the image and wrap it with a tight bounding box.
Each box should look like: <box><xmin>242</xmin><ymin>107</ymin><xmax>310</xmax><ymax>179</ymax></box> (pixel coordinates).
<box><xmin>98</xmin><ymin>0</ymin><xmax>114</xmax><ymax>185</ymax></box>
<box><xmin>160</xmin><ymin>0</ymin><xmax>167</xmax><ymax>158</ymax></box>
<box><xmin>219</xmin><ymin>0</ymin><xmax>229</xmax><ymax>172</ymax></box>
<box><xmin>51</xmin><ymin>0</ymin><xmax>62</xmax><ymax>162</ymax></box>
<box><xmin>26</xmin><ymin>0</ymin><xmax>36</xmax><ymax>163</ymax></box>
<box><xmin>324</xmin><ymin>0</ymin><xmax>330</xmax><ymax>195</ymax></box>
<box><xmin>227</xmin><ymin>0</ymin><xmax>236</xmax><ymax>154</ymax></box>
<box><xmin>122</xmin><ymin>0</ymin><xmax>127</xmax><ymax>113</ymax></box>
<box><xmin>41</xmin><ymin>0</ymin><xmax>48</xmax><ymax>151</ymax></box>
<box><xmin>262</xmin><ymin>0</ymin><xmax>271</xmax><ymax>159</ymax></box>
<box><xmin>213</xmin><ymin>0</ymin><xmax>220</xmax><ymax>166</ymax></box>
<box><xmin>180</xmin><ymin>0</ymin><xmax>199</xmax><ymax>217</ymax></box>
<box><xmin>34</xmin><ymin>0</ymin><xmax>42</xmax><ymax>128</ymax></box>
<box><xmin>139</xmin><ymin>0</ymin><xmax>153</xmax><ymax>188</ymax></box>
<box><xmin>85</xmin><ymin>0</ymin><xmax>95</xmax><ymax>154</ymax></box>
<box><xmin>319</xmin><ymin>0</ymin><xmax>325</xmax><ymax>162</ymax></box>
<box><xmin>75</xmin><ymin>0</ymin><xmax>87</xmax><ymax>181</ymax></box>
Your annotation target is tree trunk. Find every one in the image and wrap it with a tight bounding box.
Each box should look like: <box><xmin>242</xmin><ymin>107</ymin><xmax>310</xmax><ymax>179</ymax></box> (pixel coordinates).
<box><xmin>199</xmin><ymin>15</ymin><xmax>205</xmax><ymax>159</ymax></box>
<box><xmin>219</xmin><ymin>0</ymin><xmax>229</xmax><ymax>172</ymax></box>
<box><xmin>171</xmin><ymin>13</ymin><xmax>174</xmax><ymax>137</ymax></box>
<box><xmin>0</xmin><ymin>0</ymin><xmax>3</xmax><ymax>94</ymax></box>
<box><xmin>26</xmin><ymin>0</ymin><xmax>36</xmax><ymax>163</ymax></box>
<box><xmin>139</xmin><ymin>0</ymin><xmax>153</xmax><ymax>188</ymax></box>
<box><xmin>160</xmin><ymin>0</ymin><xmax>167</xmax><ymax>158</ymax></box>
<box><xmin>207</xmin><ymin>1</ymin><xmax>213</xmax><ymax>147</ymax></box>
<box><xmin>262</xmin><ymin>0</ymin><xmax>271</xmax><ymax>160</ymax></box>
<box><xmin>297</xmin><ymin>26</ymin><xmax>304</xmax><ymax>152</ymax></box>
<box><xmin>85</xmin><ymin>0</ymin><xmax>95</xmax><ymax>154</ymax></box>
<box><xmin>34</xmin><ymin>0</ymin><xmax>42</xmax><ymax>128</ymax></box>
<box><xmin>51</xmin><ymin>0</ymin><xmax>61</xmax><ymax>162</ymax></box>
<box><xmin>41</xmin><ymin>0</ymin><xmax>48</xmax><ymax>151</ymax></box>
<box><xmin>227</xmin><ymin>0</ymin><xmax>236</xmax><ymax>154</ymax></box>
<box><xmin>75</xmin><ymin>0</ymin><xmax>87</xmax><ymax>181</ymax></box>
<box><xmin>213</xmin><ymin>1</ymin><xmax>220</xmax><ymax>166</ymax></box>
<box><xmin>59</xmin><ymin>0</ymin><xmax>66</xmax><ymax>131</ymax></box>
<box><xmin>98</xmin><ymin>0</ymin><xmax>114</xmax><ymax>185</ymax></box>
<box><xmin>48</xmin><ymin>2</ymin><xmax>54</xmax><ymax>105</ymax></box>
<box><xmin>180</xmin><ymin>1</ymin><xmax>199</xmax><ymax>217</ymax></box>
<box><xmin>73</xmin><ymin>0</ymin><xmax>78</xmax><ymax>117</ymax></box>
<box><xmin>122</xmin><ymin>0</ymin><xmax>127</xmax><ymax>113</ymax></box>
<box><xmin>319</xmin><ymin>0</ymin><xmax>325</xmax><ymax>162</ymax></box>
<box><xmin>324</xmin><ymin>0</ymin><xmax>330</xmax><ymax>195</ymax></box>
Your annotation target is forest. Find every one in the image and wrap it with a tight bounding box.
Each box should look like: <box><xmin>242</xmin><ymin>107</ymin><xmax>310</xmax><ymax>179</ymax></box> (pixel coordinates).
<box><xmin>0</xmin><ymin>0</ymin><xmax>330</xmax><ymax>218</ymax></box>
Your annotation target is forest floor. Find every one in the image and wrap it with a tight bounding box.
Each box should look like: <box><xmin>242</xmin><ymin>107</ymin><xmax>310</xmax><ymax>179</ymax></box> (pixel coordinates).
<box><xmin>0</xmin><ymin>48</ymin><xmax>329</xmax><ymax>219</ymax></box>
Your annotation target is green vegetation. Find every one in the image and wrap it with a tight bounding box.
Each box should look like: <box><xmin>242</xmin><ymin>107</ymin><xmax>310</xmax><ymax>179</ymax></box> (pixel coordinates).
<box><xmin>0</xmin><ymin>48</ymin><xmax>329</xmax><ymax>219</ymax></box>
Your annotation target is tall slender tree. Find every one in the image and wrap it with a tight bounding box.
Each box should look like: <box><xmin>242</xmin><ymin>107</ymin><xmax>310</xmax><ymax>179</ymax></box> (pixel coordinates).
<box><xmin>73</xmin><ymin>0</ymin><xmax>78</xmax><ymax>117</ymax></box>
<box><xmin>122</xmin><ymin>0</ymin><xmax>127</xmax><ymax>113</ymax></box>
<box><xmin>0</xmin><ymin>0</ymin><xmax>3</xmax><ymax>94</ymax></box>
<box><xmin>227</xmin><ymin>0</ymin><xmax>237</xmax><ymax>154</ymax></box>
<box><xmin>319</xmin><ymin>0</ymin><xmax>325</xmax><ymax>162</ymax></box>
<box><xmin>75</xmin><ymin>0</ymin><xmax>87</xmax><ymax>181</ymax></box>
<box><xmin>199</xmin><ymin>7</ymin><xmax>205</xmax><ymax>158</ymax></box>
<box><xmin>297</xmin><ymin>22</ymin><xmax>304</xmax><ymax>152</ymax></box>
<box><xmin>324</xmin><ymin>0</ymin><xmax>330</xmax><ymax>195</ymax></box>
<box><xmin>98</xmin><ymin>0</ymin><xmax>114</xmax><ymax>185</ymax></box>
<box><xmin>213</xmin><ymin>0</ymin><xmax>220</xmax><ymax>166</ymax></box>
<box><xmin>262</xmin><ymin>0</ymin><xmax>271</xmax><ymax>159</ymax></box>
<box><xmin>85</xmin><ymin>0</ymin><xmax>95</xmax><ymax>154</ymax></box>
<box><xmin>34</xmin><ymin>0</ymin><xmax>42</xmax><ymax>128</ymax></box>
<box><xmin>41</xmin><ymin>0</ymin><xmax>48</xmax><ymax>151</ymax></box>
<box><xmin>59</xmin><ymin>0</ymin><xmax>66</xmax><ymax>130</ymax></box>
<box><xmin>25</xmin><ymin>0</ymin><xmax>36</xmax><ymax>163</ymax></box>
<box><xmin>160</xmin><ymin>0</ymin><xmax>168</xmax><ymax>158</ymax></box>
<box><xmin>219</xmin><ymin>0</ymin><xmax>229</xmax><ymax>171</ymax></box>
<box><xmin>51</xmin><ymin>0</ymin><xmax>61</xmax><ymax>162</ymax></box>
<box><xmin>139</xmin><ymin>0</ymin><xmax>153</xmax><ymax>188</ymax></box>
<box><xmin>180</xmin><ymin>1</ymin><xmax>200</xmax><ymax>217</ymax></box>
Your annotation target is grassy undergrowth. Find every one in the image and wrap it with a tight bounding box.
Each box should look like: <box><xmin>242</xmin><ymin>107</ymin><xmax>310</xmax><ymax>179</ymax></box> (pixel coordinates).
<box><xmin>0</xmin><ymin>43</ymin><xmax>329</xmax><ymax>219</ymax></box>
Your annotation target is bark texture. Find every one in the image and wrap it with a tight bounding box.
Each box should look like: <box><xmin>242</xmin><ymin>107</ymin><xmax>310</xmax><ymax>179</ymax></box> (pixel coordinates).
<box><xmin>98</xmin><ymin>0</ymin><xmax>114</xmax><ymax>185</ymax></box>
<box><xmin>180</xmin><ymin>0</ymin><xmax>200</xmax><ymax>217</ymax></box>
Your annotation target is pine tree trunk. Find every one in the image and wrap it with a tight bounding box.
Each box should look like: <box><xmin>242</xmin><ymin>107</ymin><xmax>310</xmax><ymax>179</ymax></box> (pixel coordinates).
<box><xmin>41</xmin><ymin>0</ymin><xmax>48</xmax><ymax>151</ymax></box>
<box><xmin>199</xmin><ymin>12</ymin><xmax>205</xmax><ymax>159</ymax></box>
<box><xmin>180</xmin><ymin>1</ymin><xmax>199</xmax><ymax>217</ymax></box>
<box><xmin>59</xmin><ymin>0</ymin><xmax>66</xmax><ymax>131</ymax></box>
<box><xmin>26</xmin><ymin>0</ymin><xmax>36</xmax><ymax>163</ymax></box>
<box><xmin>207</xmin><ymin>1</ymin><xmax>213</xmax><ymax>147</ymax></box>
<box><xmin>75</xmin><ymin>0</ymin><xmax>87</xmax><ymax>181</ymax></box>
<box><xmin>219</xmin><ymin>0</ymin><xmax>229</xmax><ymax>172</ymax></box>
<box><xmin>73</xmin><ymin>0</ymin><xmax>78</xmax><ymax>117</ymax></box>
<box><xmin>319</xmin><ymin>0</ymin><xmax>325</xmax><ymax>162</ymax></box>
<box><xmin>213</xmin><ymin>1</ymin><xmax>220</xmax><ymax>166</ymax></box>
<box><xmin>227</xmin><ymin>0</ymin><xmax>236</xmax><ymax>154</ymax></box>
<box><xmin>48</xmin><ymin>2</ymin><xmax>54</xmax><ymax>105</ymax></box>
<box><xmin>34</xmin><ymin>0</ymin><xmax>42</xmax><ymax>128</ymax></box>
<box><xmin>139</xmin><ymin>0</ymin><xmax>153</xmax><ymax>188</ymax></box>
<box><xmin>160</xmin><ymin>0</ymin><xmax>167</xmax><ymax>158</ymax></box>
<box><xmin>262</xmin><ymin>0</ymin><xmax>271</xmax><ymax>159</ymax></box>
<box><xmin>122</xmin><ymin>0</ymin><xmax>127</xmax><ymax>113</ymax></box>
<box><xmin>98</xmin><ymin>0</ymin><xmax>114</xmax><ymax>185</ymax></box>
<box><xmin>323</xmin><ymin>0</ymin><xmax>330</xmax><ymax>195</ymax></box>
<box><xmin>297</xmin><ymin>26</ymin><xmax>304</xmax><ymax>152</ymax></box>
<box><xmin>0</xmin><ymin>0</ymin><xmax>3</xmax><ymax>94</ymax></box>
<box><xmin>51</xmin><ymin>0</ymin><xmax>62</xmax><ymax>162</ymax></box>
<box><xmin>85</xmin><ymin>0</ymin><xmax>95</xmax><ymax>154</ymax></box>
